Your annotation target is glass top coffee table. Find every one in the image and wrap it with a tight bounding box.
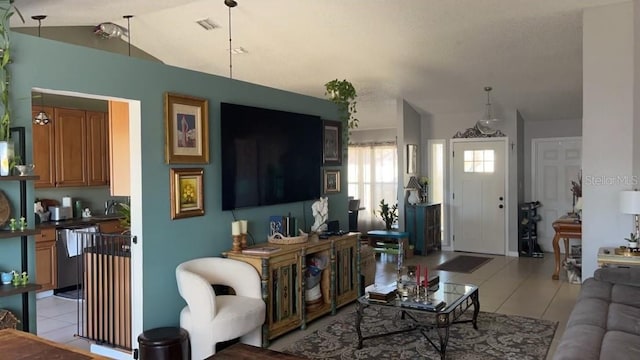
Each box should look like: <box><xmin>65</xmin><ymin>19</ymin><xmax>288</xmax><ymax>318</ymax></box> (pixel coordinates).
<box><xmin>356</xmin><ymin>282</ymin><xmax>479</xmax><ymax>360</ymax></box>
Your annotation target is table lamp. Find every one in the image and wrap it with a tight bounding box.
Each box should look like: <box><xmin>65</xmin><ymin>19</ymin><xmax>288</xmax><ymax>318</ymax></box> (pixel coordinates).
<box><xmin>619</xmin><ymin>190</ymin><xmax>640</xmax><ymax>240</ymax></box>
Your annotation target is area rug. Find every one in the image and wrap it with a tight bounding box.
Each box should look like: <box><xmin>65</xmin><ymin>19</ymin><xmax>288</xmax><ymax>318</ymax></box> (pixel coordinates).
<box><xmin>284</xmin><ymin>307</ymin><xmax>557</xmax><ymax>360</ymax></box>
<box><xmin>435</xmin><ymin>255</ymin><xmax>492</xmax><ymax>273</ymax></box>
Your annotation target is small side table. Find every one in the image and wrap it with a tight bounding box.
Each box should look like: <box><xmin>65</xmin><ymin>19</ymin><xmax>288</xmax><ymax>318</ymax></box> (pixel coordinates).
<box><xmin>367</xmin><ymin>230</ymin><xmax>409</xmax><ymax>281</ymax></box>
<box><xmin>597</xmin><ymin>247</ymin><xmax>640</xmax><ymax>268</ymax></box>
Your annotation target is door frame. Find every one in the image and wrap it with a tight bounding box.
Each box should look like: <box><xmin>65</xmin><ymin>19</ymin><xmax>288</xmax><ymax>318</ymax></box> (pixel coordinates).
<box><xmin>449</xmin><ymin>137</ymin><xmax>510</xmax><ymax>255</ymax></box>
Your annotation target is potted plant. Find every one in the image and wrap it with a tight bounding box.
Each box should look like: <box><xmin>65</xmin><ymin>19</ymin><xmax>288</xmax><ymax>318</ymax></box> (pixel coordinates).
<box><xmin>625</xmin><ymin>233</ymin><xmax>638</xmax><ymax>249</ymax></box>
<box><xmin>118</xmin><ymin>202</ymin><xmax>131</xmax><ymax>234</ymax></box>
<box><xmin>324</xmin><ymin>79</ymin><xmax>358</xmax><ymax>130</ymax></box>
<box><xmin>0</xmin><ymin>5</ymin><xmax>13</xmax><ymax>176</ymax></box>
<box><xmin>378</xmin><ymin>199</ymin><xmax>398</xmax><ymax>231</ymax></box>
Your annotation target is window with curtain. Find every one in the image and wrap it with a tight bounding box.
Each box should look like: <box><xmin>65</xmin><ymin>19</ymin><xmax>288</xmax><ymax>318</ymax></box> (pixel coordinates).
<box><xmin>348</xmin><ymin>142</ymin><xmax>398</xmax><ymax>232</ymax></box>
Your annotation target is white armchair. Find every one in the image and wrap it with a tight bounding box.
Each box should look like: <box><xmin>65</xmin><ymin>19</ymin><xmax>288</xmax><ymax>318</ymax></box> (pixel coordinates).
<box><xmin>176</xmin><ymin>257</ymin><xmax>266</xmax><ymax>359</ymax></box>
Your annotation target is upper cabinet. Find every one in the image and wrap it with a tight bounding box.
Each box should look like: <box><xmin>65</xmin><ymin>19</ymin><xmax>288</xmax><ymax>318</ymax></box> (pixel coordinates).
<box><xmin>33</xmin><ymin>106</ymin><xmax>110</xmax><ymax>188</ymax></box>
<box><xmin>108</xmin><ymin>101</ymin><xmax>130</xmax><ymax>196</ymax></box>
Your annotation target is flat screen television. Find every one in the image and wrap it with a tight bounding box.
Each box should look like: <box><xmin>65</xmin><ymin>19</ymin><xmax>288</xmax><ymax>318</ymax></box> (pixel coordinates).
<box><xmin>220</xmin><ymin>102</ymin><xmax>323</xmax><ymax>210</ymax></box>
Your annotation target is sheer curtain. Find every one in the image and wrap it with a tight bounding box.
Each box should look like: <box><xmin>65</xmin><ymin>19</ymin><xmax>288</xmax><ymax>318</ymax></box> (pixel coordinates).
<box><xmin>348</xmin><ymin>142</ymin><xmax>398</xmax><ymax>232</ymax></box>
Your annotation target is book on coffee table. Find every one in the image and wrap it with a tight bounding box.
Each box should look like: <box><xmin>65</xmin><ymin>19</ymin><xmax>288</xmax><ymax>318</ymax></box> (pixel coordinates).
<box><xmin>368</xmin><ymin>284</ymin><xmax>397</xmax><ymax>302</ymax></box>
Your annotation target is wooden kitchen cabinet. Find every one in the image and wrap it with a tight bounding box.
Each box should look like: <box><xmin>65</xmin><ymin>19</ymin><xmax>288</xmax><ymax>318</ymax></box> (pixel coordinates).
<box><xmin>35</xmin><ymin>228</ymin><xmax>57</xmax><ymax>292</ymax></box>
<box><xmin>225</xmin><ymin>233</ymin><xmax>360</xmax><ymax>346</ymax></box>
<box><xmin>32</xmin><ymin>106</ymin><xmax>56</xmax><ymax>188</ymax></box>
<box><xmin>108</xmin><ymin>101</ymin><xmax>130</xmax><ymax>196</ymax></box>
<box><xmin>98</xmin><ymin>219</ymin><xmax>126</xmax><ymax>234</ymax></box>
<box><xmin>32</xmin><ymin>106</ymin><xmax>110</xmax><ymax>188</ymax></box>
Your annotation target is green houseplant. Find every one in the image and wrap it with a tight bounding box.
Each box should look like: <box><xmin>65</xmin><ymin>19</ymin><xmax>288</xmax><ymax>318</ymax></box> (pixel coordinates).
<box><xmin>0</xmin><ymin>4</ymin><xmax>13</xmax><ymax>176</ymax></box>
<box><xmin>324</xmin><ymin>79</ymin><xmax>358</xmax><ymax>130</ymax></box>
<box><xmin>378</xmin><ymin>199</ymin><xmax>398</xmax><ymax>231</ymax></box>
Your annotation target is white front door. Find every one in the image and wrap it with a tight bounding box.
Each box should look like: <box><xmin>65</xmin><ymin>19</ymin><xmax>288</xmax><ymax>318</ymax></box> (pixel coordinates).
<box><xmin>451</xmin><ymin>139</ymin><xmax>507</xmax><ymax>255</ymax></box>
<box><xmin>532</xmin><ymin>137</ymin><xmax>582</xmax><ymax>253</ymax></box>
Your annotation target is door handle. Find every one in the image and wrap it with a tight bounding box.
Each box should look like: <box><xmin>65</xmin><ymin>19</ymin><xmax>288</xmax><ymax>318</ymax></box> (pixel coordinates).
<box><xmin>499</xmin><ymin>204</ymin><xmax>504</xmax><ymax>209</ymax></box>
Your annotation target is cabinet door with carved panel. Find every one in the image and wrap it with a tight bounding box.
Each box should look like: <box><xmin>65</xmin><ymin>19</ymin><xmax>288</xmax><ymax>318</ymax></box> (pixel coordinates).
<box><xmin>86</xmin><ymin>111</ymin><xmax>109</xmax><ymax>186</ymax></box>
<box><xmin>54</xmin><ymin>108</ymin><xmax>87</xmax><ymax>187</ymax></box>
<box><xmin>267</xmin><ymin>252</ymin><xmax>302</xmax><ymax>340</ymax></box>
<box><xmin>334</xmin><ymin>235</ymin><xmax>359</xmax><ymax>308</ymax></box>
<box><xmin>32</xmin><ymin>106</ymin><xmax>56</xmax><ymax>188</ymax></box>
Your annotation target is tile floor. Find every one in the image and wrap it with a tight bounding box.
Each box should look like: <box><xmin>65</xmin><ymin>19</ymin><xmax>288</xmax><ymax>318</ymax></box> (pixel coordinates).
<box><xmin>36</xmin><ymin>250</ymin><xmax>579</xmax><ymax>359</ymax></box>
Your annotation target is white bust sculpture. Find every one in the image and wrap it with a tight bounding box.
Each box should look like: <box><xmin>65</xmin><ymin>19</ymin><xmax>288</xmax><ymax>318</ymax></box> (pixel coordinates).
<box><xmin>311</xmin><ymin>197</ymin><xmax>329</xmax><ymax>233</ymax></box>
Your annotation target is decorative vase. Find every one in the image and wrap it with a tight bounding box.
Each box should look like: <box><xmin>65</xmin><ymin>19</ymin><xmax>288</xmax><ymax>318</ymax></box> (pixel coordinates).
<box><xmin>0</xmin><ymin>140</ymin><xmax>9</xmax><ymax>176</ymax></box>
<box><xmin>407</xmin><ymin>189</ymin><xmax>420</xmax><ymax>205</ymax></box>
<box><xmin>629</xmin><ymin>241</ymin><xmax>638</xmax><ymax>249</ymax></box>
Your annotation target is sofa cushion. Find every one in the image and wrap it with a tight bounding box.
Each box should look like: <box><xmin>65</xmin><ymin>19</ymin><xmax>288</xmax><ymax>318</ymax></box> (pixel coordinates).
<box><xmin>566</xmin><ymin>297</ymin><xmax>609</xmax><ymax>329</ymax></box>
<box><xmin>608</xmin><ymin>303</ymin><xmax>640</xmax><ymax>336</ymax></box>
<box><xmin>611</xmin><ymin>283</ymin><xmax>640</xmax><ymax>308</ymax></box>
<box><xmin>600</xmin><ymin>330</ymin><xmax>640</xmax><ymax>360</ymax></box>
<box><xmin>553</xmin><ymin>324</ymin><xmax>603</xmax><ymax>360</ymax></box>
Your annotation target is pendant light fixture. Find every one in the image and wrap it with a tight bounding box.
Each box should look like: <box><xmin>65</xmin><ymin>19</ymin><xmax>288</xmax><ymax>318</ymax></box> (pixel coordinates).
<box><xmin>32</xmin><ymin>15</ymin><xmax>50</xmax><ymax>126</ymax></box>
<box><xmin>225</xmin><ymin>0</ymin><xmax>238</xmax><ymax>79</ymax></box>
<box><xmin>475</xmin><ymin>86</ymin><xmax>499</xmax><ymax>135</ymax></box>
<box><xmin>123</xmin><ymin>15</ymin><xmax>133</xmax><ymax>56</ymax></box>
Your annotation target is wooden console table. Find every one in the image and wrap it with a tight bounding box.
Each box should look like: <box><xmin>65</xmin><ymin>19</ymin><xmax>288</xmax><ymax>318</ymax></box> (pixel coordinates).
<box><xmin>597</xmin><ymin>247</ymin><xmax>640</xmax><ymax>267</ymax></box>
<box><xmin>552</xmin><ymin>216</ymin><xmax>582</xmax><ymax>280</ymax></box>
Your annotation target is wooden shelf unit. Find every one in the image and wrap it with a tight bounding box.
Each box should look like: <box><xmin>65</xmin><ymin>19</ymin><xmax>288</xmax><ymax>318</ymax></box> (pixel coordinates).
<box><xmin>0</xmin><ymin>168</ymin><xmax>42</xmax><ymax>332</ymax></box>
<box><xmin>225</xmin><ymin>232</ymin><xmax>360</xmax><ymax>347</ymax></box>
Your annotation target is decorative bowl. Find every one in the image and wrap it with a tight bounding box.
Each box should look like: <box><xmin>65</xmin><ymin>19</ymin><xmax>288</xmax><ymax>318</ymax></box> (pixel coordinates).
<box><xmin>14</xmin><ymin>164</ymin><xmax>35</xmax><ymax>176</ymax></box>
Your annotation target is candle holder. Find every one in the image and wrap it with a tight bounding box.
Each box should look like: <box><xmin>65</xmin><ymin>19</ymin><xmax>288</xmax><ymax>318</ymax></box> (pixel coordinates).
<box><xmin>231</xmin><ymin>235</ymin><xmax>242</xmax><ymax>253</ymax></box>
<box><xmin>240</xmin><ymin>233</ymin><xmax>248</xmax><ymax>249</ymax></box>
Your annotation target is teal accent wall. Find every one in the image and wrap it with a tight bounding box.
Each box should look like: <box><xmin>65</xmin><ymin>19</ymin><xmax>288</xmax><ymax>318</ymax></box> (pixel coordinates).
<box><xmin>9</xmin><ymin>33</ymin><xmax>347</xmax><ymax>330</ymax></box>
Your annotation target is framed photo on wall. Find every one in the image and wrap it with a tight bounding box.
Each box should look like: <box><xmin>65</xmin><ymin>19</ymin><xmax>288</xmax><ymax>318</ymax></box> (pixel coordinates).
<box><xmin>170</xmin><ymin>168</ymin><xmax>205</xmax><ymax>219</ymax></box>
<box><xmin>164</xmin><ymin>92</ymin><xmax>209</xmax><ymax>164</ymax></box>
<box><xmin>407</xmin><ymin>144</ymin><xmax>418</xmax><ymax>174</ymax></box>
<box><xmin>323</xmin><ymin>120</ymin><xmax>342</xmax><ymax>166</ymax></box>
<box><xmin>324</xmin><ymin>169</ymin><xmax>341</xmax><ymax>194</ymax></box>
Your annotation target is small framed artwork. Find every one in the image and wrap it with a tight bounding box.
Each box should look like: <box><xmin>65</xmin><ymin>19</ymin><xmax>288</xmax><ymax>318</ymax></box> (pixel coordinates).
<box><xmin>164</xmin><ymin>92</ymin><xmax>209</xmax><ymax>164</ymax></box>
<box><xmin>407</xmin><ymin>144</ymin><xmax>418</xmax><ymax>175</ymax></box>
<box><xmin>323</xmin><ymin>120</ymin><xmax>342</xmax><ymax>165</ymax></box>
<box><xmin>324</xmin><ymin>169</ymin><xmax>341</xmax><ymax>194</ymax></box>
<box><xmin>170</xmin><ymin>168</ymin><xmax>205</xmax><ymax>219</ymax></box>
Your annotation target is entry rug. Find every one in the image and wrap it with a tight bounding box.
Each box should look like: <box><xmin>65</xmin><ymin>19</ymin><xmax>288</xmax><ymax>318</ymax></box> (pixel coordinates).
<box><xmin>435</xmin><ymin>255</ymin><xmax>493</xmax><ymax>273</ymax></box>
<box><xmin>284</xmin><ymin>307</ymin><xmax>557</xmax><ymax>360</ymax></box>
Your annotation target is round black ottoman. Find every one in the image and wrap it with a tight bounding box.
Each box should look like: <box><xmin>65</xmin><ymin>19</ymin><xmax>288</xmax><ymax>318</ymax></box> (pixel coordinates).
<box><xmin>138</xmin><ymin>327</ymin><xmax>189</xmax><ymax>360</ymax></box>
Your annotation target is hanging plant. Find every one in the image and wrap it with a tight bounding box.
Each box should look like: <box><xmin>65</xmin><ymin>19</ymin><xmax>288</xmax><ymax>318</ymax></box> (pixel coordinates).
<box><xmin>324</xmin><ymin>79</ymin><xmax>358</xmax><ymax>130</ymax></box>
<box><xmin>0</xmin><ymin>4</ymin><xmax>13</xmax><ymax>141</ymax></box>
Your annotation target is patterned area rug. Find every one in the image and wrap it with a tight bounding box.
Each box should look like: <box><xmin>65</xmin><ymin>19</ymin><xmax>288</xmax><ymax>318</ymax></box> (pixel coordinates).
<box><xmin>284</xmin><ymin>306</ymin><xmax>557</xmax><ymax>359</ymax></box>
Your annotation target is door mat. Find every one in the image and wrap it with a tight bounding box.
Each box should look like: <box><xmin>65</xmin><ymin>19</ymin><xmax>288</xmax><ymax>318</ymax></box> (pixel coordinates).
<box><xmin>284</xmin><ymin>307</ymin><xmax>557</xmax><ymax>360</ymax></box>
<box><xmin>435</xmin><ymin>255</ymin><xmax>492</xmax><ymax>273</ymax></box>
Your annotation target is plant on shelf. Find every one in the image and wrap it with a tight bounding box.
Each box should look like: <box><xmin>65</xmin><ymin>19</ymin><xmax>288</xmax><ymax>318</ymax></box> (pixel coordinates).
<box><xmin>378</xmin><ymin>199</ymin><xmax>398</xmax><ymax>231</ymax></box>
<box><xmin>118</xmin><ymin>202</ymin><xmax>131</xmax><ymax>234</ymax></box>
<box><xmin>625</xmin><ymin>233</ymin><xmax>638</xmax><ymax>249</ymax></box>
<box><xmin>324</xmin><ymin>79</ymin><xmax>358</xmax><ymax>130</ymax></box>
<box><xmin>0</xmin><ymin>4</ymin><xmax>11</xmax><ymax>142</ymax></box>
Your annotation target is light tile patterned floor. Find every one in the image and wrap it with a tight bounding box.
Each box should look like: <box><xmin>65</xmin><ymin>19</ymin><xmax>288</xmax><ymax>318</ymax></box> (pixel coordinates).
<box><xmin>37</xmin><ymin>251</ymin><xmax>579</xmax><ymax>359</ymax></box>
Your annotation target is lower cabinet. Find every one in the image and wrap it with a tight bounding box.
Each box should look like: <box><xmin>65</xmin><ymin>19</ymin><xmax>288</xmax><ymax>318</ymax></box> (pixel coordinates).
<box><xmin>225</xmin><ymin>232</ymin><xmax>360</xmax><ymax>346</ymax></box>
<box><xmin>35</xmin><ymin>228</ymin><xmax>57</xmax><ymax>292</ymax></box>
<box><xmin>405</xmin><ymin>203</ymin><xmax>442</xmax><ymax>255</ymax></box>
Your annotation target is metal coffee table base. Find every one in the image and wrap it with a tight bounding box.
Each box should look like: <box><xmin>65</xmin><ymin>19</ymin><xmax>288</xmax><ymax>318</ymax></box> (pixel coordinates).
<box><xmin>355</xmin><ymin>290</ymin><xmax>479</xmax><ymax>360</ymax></box>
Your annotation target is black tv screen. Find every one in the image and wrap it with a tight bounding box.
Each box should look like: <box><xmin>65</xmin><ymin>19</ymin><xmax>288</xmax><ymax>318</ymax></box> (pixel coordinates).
<box><xmin>220</xmin><ymin>103</ymin><xmax>323</xmax><ymax>210</ymax></box>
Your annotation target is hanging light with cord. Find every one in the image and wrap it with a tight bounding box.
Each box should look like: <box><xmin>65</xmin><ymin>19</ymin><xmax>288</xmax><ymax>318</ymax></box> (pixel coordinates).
<box><xmin>32</xmin><ymin>15</ymin><xmax>49</xmax><ymax>126</ymax></box>
<box><xmin>475</xmin><ymin>86</ymin><xmax>500</xmax><ymax>135</ymax></box>
<box><xmin>224</xmin><ymin>0</ymin><xmax>238</xmax><ymax>79</ymax></box>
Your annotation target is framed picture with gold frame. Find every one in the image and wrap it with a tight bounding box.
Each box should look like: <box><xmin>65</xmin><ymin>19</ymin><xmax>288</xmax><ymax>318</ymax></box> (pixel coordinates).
<box><xmin>164</xmin><ymin>92</ymin><xmax>209</xmax><ymax>164</ymax></box>
<box><xmin>323</xmin><ymin>120</ymin><xmax>342</xmax><ymax>166</ymax></box>
<box><xmin>324</xmin><ymin>169</ymin><xmax>341</xmax><ymax>194</ymax></box>
<box><xmin>170</xmin><ymin>168</ymin><xmax>204</xmax><ymax>219</ymax></box>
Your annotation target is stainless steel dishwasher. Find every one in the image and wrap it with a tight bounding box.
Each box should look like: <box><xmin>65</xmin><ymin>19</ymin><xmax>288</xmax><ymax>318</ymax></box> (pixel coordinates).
<box><xmin>56</xmin><ymin>225</ymin><xmax>99</xmax><ymax>291</ymax></box>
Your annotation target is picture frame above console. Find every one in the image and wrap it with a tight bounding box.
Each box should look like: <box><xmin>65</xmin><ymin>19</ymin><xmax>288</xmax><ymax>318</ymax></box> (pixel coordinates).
<box><xmin>164</xmin><ymin>92</ymin><xmax>209</xmax><ymax>164</ymax></box>
<box><xmin>323</xmin><ymin>120</ymin><xmax>342</xmax><ymax>166</ymax></box>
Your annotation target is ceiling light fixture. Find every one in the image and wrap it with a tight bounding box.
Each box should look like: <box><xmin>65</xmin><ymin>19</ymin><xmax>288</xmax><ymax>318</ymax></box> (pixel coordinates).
<box><xmin>32</xmin><ymin>15</ymin><xmax>50</xmax><ymax>126</ymax></box>
<box><xmin>94</xmin><ymin>22</ymin><xmax>127</xmax><ymax>39</ymax></box>
<box><xmin>476</xmin><ymin>86</ymin><xmax>500</xmax><ymax>135</ymax></box>
<box><xmin>123</xmin><ymin>15</ymin><xmax>133</xmax><ymax>56</ymax></box>
<box><xmin>225</xmin><ymin>0</ymin><xmax>238</xmax><ymax>79</ymax></box>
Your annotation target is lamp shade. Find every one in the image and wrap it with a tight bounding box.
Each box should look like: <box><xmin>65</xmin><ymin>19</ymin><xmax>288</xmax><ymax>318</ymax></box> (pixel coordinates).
<box><xmin>619</xmin><ymin>190</ymin><xmax>640</xmax><ymax>214</ymax></box>
<box><xmin>406</xmin><ymin>176</ymin><xmax>422</xmax><ymax>190</ymax></box>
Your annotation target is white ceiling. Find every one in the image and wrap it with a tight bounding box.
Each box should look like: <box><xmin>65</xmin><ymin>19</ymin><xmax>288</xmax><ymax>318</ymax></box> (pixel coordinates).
<box><xmin>11</xmin><ymin>0</ymin><xmax>625</xmax><ymax>129</ymax></box>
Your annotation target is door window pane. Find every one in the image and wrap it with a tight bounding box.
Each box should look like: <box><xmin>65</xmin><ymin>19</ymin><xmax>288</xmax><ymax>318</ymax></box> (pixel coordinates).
<box><xmin>463</xmin><ymin>149</ymin><xmax>495</xmax><ymax>173</ymax></box>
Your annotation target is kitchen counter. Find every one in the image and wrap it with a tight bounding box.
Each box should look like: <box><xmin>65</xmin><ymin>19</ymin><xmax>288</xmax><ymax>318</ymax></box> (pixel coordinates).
<box><xmin>36</xmin><ymin>215</ymin><xmax>124</xmax><ymax>229</ymax></box>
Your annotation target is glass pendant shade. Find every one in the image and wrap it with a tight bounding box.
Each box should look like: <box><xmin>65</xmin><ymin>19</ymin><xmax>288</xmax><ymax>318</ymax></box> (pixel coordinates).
<box><xmin>34</xmin><ymin>110</ymin><xmax>50</xmax><ymax>125</ymax></box>
<box><xmin>476</xmin><ymin>86</ymin><xmax>500</xmax><ymax>135</ymax></box>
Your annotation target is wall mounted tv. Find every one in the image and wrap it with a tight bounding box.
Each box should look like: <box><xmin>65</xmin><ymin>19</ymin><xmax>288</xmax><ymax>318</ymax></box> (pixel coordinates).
<box><xmin>220</xmin><ymin>102</ymin><xmax>323</xmax><ymax>210</ymax></box>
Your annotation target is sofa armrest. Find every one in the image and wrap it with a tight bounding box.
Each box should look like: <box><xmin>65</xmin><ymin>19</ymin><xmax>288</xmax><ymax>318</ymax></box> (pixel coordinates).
<box><xmin>594</xmin><ymin>267</ymin><xmax>640</xmax><ymax>286</ymax></box>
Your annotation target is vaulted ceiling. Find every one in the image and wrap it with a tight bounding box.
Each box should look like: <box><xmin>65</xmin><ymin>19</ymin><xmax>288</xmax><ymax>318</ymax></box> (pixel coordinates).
<box><xmin>11</xmin><ymin>0</ymin><xmax>626</xmax><ymax>129</ymax></box>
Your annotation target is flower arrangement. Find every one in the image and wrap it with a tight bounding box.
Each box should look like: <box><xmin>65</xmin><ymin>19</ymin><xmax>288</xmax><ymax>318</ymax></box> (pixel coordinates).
<box><xmin>378</xmin><ymin>199</ymin><xmax>398</xmax><ymax>231</ymax></box>
<box><xmin>570</xmin><ymin>171</ymin><xmax>582</xmax><ymax>198</ymax></box>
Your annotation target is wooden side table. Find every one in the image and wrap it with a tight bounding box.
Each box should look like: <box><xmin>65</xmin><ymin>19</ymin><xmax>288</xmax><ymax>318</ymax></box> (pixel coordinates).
<box><xmin>366</xmin><ymin>230</ymin><xmax>409</xmax><ymax>281</ymax></box>
<box><xmin>551</xmin><ymin>216</ymin><xmax>582</xmax><ymax>280</ymax></box>
<box><xmin>597</xmin><ymin>247</ymin><xmax>640</xmax><ymax>267</ymax></box>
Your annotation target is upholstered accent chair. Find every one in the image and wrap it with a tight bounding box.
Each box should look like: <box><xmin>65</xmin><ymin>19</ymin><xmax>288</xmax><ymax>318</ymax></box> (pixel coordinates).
<box><xmin>176</xmin><ymin>257</ymin><xmax>266</xmax><ymax>359</ymax></box>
